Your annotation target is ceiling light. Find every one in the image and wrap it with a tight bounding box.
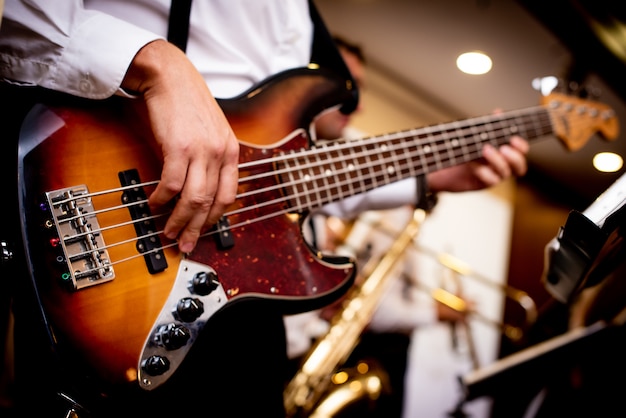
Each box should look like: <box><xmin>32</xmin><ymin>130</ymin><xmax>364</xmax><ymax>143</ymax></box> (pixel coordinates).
<box><xmin>532</xmin><ymin>76</ymin><xmax>559</xmax><ymax>96</ymax></box>
<box><xmin>456</xmin><ymin>51</ymin><xmax>492</xmax><ymax>75</ymax></box>
<box><xmin>593</xmin><ymin>152</ymin><xmax>623</xmax><ymax>173</ymax></box>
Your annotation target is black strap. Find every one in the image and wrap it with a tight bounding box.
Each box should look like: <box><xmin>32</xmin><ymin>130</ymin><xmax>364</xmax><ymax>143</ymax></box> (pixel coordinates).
<box><xmin>168</xmin><ymin>0</ymin><xmax>193</xmax><ymax>52</ymax></box>
<box><xmin>308</xmin><ymin>0</ymin><xmax>359</xmax><ymax>114</ymax></box>
<box><xmin>166</xmin><ymin>0</ymin><xmax>358</xmax><ymax>113</ymax></box>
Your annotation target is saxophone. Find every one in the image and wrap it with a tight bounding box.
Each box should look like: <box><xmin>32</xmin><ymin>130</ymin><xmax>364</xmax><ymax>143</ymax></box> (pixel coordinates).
<box><xmin>283</xmin><ymin>208</ymin><xmax>427</xmax><ymax>418</ymax></box>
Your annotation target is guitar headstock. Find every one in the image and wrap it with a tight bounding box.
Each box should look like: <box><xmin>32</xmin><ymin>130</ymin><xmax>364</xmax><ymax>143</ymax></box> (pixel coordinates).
<box><xmin>541</xmin><ymin>92</ymin><xmax>619</xmax><ymax>151</ymax></box>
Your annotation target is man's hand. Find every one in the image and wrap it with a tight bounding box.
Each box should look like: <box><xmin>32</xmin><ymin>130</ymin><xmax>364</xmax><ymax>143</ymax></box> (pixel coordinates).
<box><xmin>122</xmin><ymin>40</ymin><xmax>239</xmax><ymax>253</ymax></box>
<box><xmin>427</xmin><ymin>136</ymin><xmax>529</xmax><ymax>193</ymax></box>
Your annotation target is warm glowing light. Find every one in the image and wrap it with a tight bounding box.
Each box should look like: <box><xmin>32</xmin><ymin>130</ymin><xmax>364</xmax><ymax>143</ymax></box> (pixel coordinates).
<box><xmin>332</xmin><ymin>371</ymin><xmax>349</xmax><ymax>384</ymax></box>
<box><xmin>456</xmin><ymin>51</ymin><xmax>492</xmax><ymax>75</ymax></box>
<box><xmin>593</xmin><ymin>152</ymin><xmax>623</xmax><ymax>173</ymax></box>
<box><xmin>532</xmin><ymin>76</ymin><xmax>559</xmax><ymax>96</ymax></box>
<box><xmin>356</xmin><ymin>362</ymin><xmax>370</xmax><ymax>374</ymax></box>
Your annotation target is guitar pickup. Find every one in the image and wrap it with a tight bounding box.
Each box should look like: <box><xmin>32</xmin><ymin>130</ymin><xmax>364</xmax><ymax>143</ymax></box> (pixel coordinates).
<box><xmin>119</xmin><ymin>169</ymin><xmax>168</xmax><ymax>274</ymax></box>
<box><xmin>213</xmin><ymin>216</ymin><xmax>234</xmax><ymax>249</ymax></box>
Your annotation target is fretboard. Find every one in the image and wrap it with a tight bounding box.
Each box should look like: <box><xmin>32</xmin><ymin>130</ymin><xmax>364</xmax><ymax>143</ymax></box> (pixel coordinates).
<box><xmin>278</xmin><ymin>106</ymin><xmax>553</xmax><ymax>212</ymax></box>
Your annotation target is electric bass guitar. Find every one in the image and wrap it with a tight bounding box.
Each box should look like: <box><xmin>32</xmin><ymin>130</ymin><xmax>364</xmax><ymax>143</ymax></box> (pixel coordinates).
<box><xmin>15</xmin><ymin>67</ymin><xmax>618</xmax><ymax>392</ymax></box>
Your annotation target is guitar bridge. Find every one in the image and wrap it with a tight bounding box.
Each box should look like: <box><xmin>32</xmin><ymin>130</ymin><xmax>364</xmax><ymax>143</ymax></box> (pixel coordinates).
<box><xmin>45</xmin><ymin>185</ymin><xmax>114</xmax><ymax>290</ymax></box>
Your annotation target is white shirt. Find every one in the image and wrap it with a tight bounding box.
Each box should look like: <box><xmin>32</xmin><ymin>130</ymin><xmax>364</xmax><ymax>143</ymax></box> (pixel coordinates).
<box><xmin>0</xmin><ymin>0</ymin><xmax>420</xmax><ymax>218</ymax></box>
<box><xmin>1</xmin><ymin>0</ymin><xmax>431</xmax><ymax>361</ymax></box>
<box><xmin>0</xmin><ymin>0</ymin><xmax>312</xmax><ymax>99</ymax></box>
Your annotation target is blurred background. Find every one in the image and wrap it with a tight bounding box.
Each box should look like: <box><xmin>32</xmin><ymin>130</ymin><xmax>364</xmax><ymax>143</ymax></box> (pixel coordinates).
<box><xmin>312</xmin><ymin>1</ymin><xmax>626</xmax><ymax>416</ymax></box>
<box><xmin>316</xmin><ymin>0</ymin><xmax>626</xmax><ymax>205</ymax></box>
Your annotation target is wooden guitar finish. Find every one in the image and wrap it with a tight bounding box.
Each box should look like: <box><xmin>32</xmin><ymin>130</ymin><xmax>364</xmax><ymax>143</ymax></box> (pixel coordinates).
<box><xmin>17</xmin><ymin>67</ymin><xmax>357</xmax><ymax>391</ymax></box>
<box><xmin>16</xmin><ymin>65</ymin><xmax>618</xmax><ymax>392</ymax></box>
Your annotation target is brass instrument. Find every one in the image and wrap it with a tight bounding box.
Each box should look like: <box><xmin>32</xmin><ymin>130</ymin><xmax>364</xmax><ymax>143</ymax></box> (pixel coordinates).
<box><xmin>350</xmin><ymin>213</ymin><xmax>539</xmax><ymax>341</ymax></box>
<box><xmin>283</xmin><ymin>209</ymin><xmax>427</xmax><ymax>417</ymax></box>
<box><xmin>419</xmin><ymin>248</ymin><xmax>537</xmax><ymax>343</ymax></box>
<box><xmin>284</xmin><ymin>206</ymin><xmax>538</xmax><ymax>417</ymax></box>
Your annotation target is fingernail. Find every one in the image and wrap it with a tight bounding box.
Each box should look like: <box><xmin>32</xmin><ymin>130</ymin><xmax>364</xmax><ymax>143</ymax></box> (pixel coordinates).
<box><xmin>180</xmin><ymin>241</ymin><xmax>195</xmax><ymax>253</ymax></box>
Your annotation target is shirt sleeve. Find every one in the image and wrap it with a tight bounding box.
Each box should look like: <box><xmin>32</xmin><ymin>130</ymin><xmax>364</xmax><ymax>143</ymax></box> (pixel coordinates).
<box><xmin>0</xmin><ymin>0</ymin><xmax>162</xmax><ymax>99</ymax></box>
<box><xmin>318</xmin><ymin>177</ymin><xmax>419</xmax><ymax>219</ymax></box>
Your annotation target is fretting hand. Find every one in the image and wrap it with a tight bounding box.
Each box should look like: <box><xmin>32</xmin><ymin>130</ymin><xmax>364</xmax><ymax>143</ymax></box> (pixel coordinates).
<box><xmin>428</xmin><ymin>135</ymin><xmax>529</xmax><ymax>193</ymax></box>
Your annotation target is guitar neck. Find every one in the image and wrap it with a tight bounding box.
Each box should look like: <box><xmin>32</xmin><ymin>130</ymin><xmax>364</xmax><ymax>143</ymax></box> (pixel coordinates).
<box><xmin>278</xmin><ymin>105</ymin><xmax>553</xmax><ymax>211</ymax></box>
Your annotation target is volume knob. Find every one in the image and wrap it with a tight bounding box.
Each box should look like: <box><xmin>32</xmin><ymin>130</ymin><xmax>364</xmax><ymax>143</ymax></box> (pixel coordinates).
<box><xmin>191</xmin><ymin>270</ymin><xmax>219</xmax><ymax>295</ymax></box>
<box><xmin>141</xmin><ymin>355</ymin><xmax>170</xmax><ymax>376</ymax></box>
<box><xmin>156</xmin><ymin>323</ymin><xmax>191</xmax><ymax>350</ymax></box>
<box><xmin>174</xmin><ymin>297</ymin><xmax>204</xmax><ymax>322</ymax></box>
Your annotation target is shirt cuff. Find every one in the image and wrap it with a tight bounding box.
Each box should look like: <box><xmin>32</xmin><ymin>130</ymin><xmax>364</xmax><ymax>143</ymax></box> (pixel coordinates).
<box><xmin>54</xmin><ymin>12</ymin><xmax>163</xmax><ymax>99</ymax></box>
<box><xmin>320</xmin><ymin>178</ymin><xmax>419</xmax><ymax>219</ymax></box>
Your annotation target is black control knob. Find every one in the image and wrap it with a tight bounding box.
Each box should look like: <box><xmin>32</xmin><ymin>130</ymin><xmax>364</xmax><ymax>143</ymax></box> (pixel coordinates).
<box><xmin>191</xmin><ymin>271</ymin><xmax>219</xmax><ymax>296</ymax></box>
<box><xmin>175</xmin><ymin>297</ymin><xmax>204</xmax><ymax>322</ymax></box>
<box><xmin>141</xmin><ymin>355</ymin><xmax>170</xmax><ymax>376</ymax></box>
<box><xmin>156</xmin><ymin>323</ymin><xmax>191</xmax><ymax>350</ymax></box>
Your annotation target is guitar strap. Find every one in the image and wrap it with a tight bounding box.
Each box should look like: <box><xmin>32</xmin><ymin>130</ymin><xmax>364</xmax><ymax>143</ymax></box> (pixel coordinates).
<box><xmin>167</xmin><ymin>0</ymin><xmax>359</xmax><ymax>113</ymax></box>
<box><xmin>307</xmin><ymin>1</ymin><xmax>359</xmax><ymax>114</ymax></box>
<box><xmin>167</xmin><ymin>0</ymin><xmax>192</xmax><ymax>52</ymax></box>
<box><xmin>166</xmin><ymin>1</ymin><xmax>361</xmax><ymax>250</ymax></box>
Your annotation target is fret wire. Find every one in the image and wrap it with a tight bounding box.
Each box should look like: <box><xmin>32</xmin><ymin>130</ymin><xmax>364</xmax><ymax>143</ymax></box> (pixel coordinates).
<box><xmin>348</xmin><ymin>145</ymin><xmax>366</xmax><ymax>196</ymax></box>
<box><xmin>249</xmin><ymin>108</ymin><xmax>549</xmax><ymax>209</ymax></box>
<box><xmin>332</xmin><ymin>144</ymin><xmax>349</xmax><ymax>202</ymax></box>
<box><xmin>302</xmin><ymin>150</ymin><xmax>315</xmax><ymax>208</ymax></box>
<box><xmin>467</xmin><ymin>122</ymin><xmax>483</xmax><ymax>161</ymax></box>
<box><xmin>311</xmin><ymin>145</ymin><xmax>327</xmax><ymax>208</ymax></box>
<box><xmin>292</xmin><ymin>135</ymin><xmax>483</xmax><ymax>205</ymax></box>
<box><xmin>380</xmin><ymin>139</ymin><xmax>392</xmax><ymax>185</ymax></box>
<box><xmin>354</xmin><ymin>141</ymin><xmax>372</xmax><ymax>195</ymax></box>
<box><xmin>382</xmin><ymin>134</ymin><xmax>401</xmax><ymax>184</ymax></box>
<box><xmin>342</xmin><ymin>146</ymin><xmax>357</xmax><ymax>198</ymax></box>
<box><xmin>249</xmin><ymin>107</ymin><xmax>550</xmax><ymax>182</ymax></box>
<box><xmin>299</xmin><ymin>128</ymin><xmax>495</xmax><ymax>187</ymax></box>
<box><xmin>281</xmin><ymin>151</ymin><xmax>303</xmax><ymax>211</ymax></box>
<box><xmin>362</xmin><ymin>139</ymin><xmax>379</xmax><ymax>190</ymax></box>
<box><xmin>290</xmin><ymin>124</ymin><xmax>533</xmax><ymax>209</ymax></box>
<box><xmin>288</xmin><ymin>132</ymin><xmax>530</xmax><ymax>206</ymax></box>
<box><xmin>245</xmin><ymin>102</ymin><xmax>608</xmax><ymax>225</ymax></box>
<box><xmin>324</xmin><ymin>144</ymin><xmax>339</xmax><ymax>204</ymax></box>
<box><xmin>446</xmin><ymin>123</ymin><xmax>464</xmax><ymax>165</ymax></box>
<box><xmin>64</xmin><ymin>104</ymin><xmax>567</xmax><ymax>273</ymax></box>
<box><xmin>400</xmin><ymin>135</ymin><xmax>418</xmax><ymax>179</ymax></box>
<box><xmin>433</xmin><ymin>127</ymin><xmax>446</xmax><ymax>171</ymax></box>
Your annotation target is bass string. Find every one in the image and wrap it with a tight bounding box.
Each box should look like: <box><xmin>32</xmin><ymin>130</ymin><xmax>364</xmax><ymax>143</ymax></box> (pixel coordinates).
<box><xmin>57</xmin><ymin>103</ymin><xmax>583</xmax><ymax>274</ymax></box>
